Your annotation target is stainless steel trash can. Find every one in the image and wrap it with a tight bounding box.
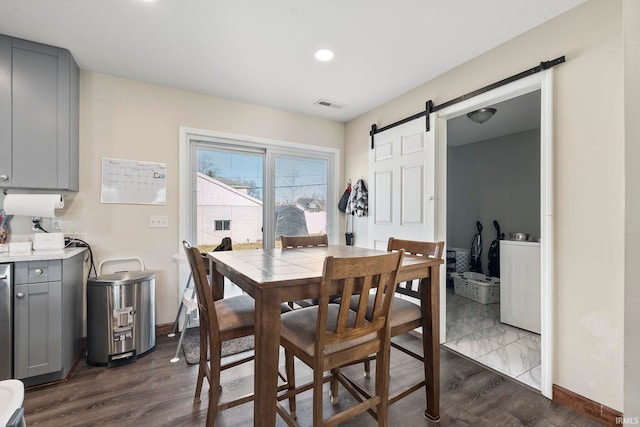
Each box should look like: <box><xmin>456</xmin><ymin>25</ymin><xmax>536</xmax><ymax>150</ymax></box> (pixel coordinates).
<box><xmin>86</xmin><ymin>271</ymin><xmax>156</xmax><ymax>366</ymax></box>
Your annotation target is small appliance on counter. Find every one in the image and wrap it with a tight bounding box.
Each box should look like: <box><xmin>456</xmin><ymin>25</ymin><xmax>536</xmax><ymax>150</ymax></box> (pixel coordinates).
<box><xmin>32</xmin><ymin>232</ymin><xmax>65</xmax><ymax>251</ymax></box>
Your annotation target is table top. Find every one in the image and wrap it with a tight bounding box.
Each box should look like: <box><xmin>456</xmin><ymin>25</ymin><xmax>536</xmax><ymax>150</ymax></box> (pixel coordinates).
<box><xmin>208</xmin><ymin>246</ymin><xmax>442</xmax><ymax>289</ymax></box>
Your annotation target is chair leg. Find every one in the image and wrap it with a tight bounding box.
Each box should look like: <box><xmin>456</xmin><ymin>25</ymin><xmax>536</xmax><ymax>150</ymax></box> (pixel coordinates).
<box><xmin>206</xmin><ymin>350</ymin><xmax>222</xmax><ymax>427</ymax></box>
<box><xmin>374</xmin><ymin>348</ymin><xmax>391</xmax><ymax>427</ymax></box>
<box><xmin>363</xmin><ymin>359</ymin><xmax>371</xmax><ymax>378</ymax></box>
<box><xmin>196</xmin><ymin>329</ymin><xmax>209</xmax><ymax>403</ymax></box>
<box><xmin>330</xmin><ymin>368</ymin><xmax>340</xmax><ymax>405</ymax></box>
<box><xmin>194</xmin><ymin>365</ymin><xmax>205</xmax><ymax>402</ymax></box>
<box><xmin>313</xmin><ymin>368</ymin><xmax>324</xmax><ymax>427</ymax></box>
<box><xmin>285</xmin><ymin>350</ymin><xmax>297</xmax><ymax>419</ymax></box>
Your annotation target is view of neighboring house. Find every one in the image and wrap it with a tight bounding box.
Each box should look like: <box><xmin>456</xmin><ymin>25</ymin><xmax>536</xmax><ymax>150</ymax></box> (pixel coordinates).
<box><xmin>196</xmin><ymin>172</ymin><xmax>263</xmax><ymax>246</ymax></box>
<box><xmin>197</xmin><ymin>172</ymin><xmax>326</xmax><ymax>247</ymax></box>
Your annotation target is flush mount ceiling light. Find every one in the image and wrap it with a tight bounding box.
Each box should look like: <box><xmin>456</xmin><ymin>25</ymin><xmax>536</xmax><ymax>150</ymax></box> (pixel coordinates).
<box><xmin>314</xmin><ymin>48</ymin><xmax>334</xmax><ymax>62</ymax></box>
<box><xmin>467</xmin><ymin>107</ymin><xmax>497</xmax><ymax>124</ymax></box>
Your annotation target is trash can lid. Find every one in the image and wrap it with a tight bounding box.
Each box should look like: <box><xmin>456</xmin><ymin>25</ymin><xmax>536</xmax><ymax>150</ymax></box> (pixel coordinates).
<box><xmin>87</xmin><ymin>270</ymin><xmax>156</xmax><ymax>286</ymax></box>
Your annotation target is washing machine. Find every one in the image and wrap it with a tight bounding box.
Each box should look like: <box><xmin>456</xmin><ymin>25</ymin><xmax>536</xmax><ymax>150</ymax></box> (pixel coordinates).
<box><xmin>499</xmin><ymin>240</ymin><xmax>541</xmax><ymax>334</ymax></box>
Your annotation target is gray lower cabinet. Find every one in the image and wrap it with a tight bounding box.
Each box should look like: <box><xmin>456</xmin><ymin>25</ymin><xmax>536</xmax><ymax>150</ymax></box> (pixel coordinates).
<box><xmin>0</xmin><ymin>34</ymin><xmax>79</xmax><ymax>191</ymax></box>
<box><xmin>13</xmin><ymin>254</ymin><xmax>83</xmax><ymax>386</ymax></box>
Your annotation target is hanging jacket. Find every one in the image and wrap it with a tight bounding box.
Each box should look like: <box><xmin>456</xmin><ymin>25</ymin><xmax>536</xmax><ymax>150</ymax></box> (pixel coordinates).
<box><xmin>346</xmin><ymin>179</ymin><xmax>368</xmax><ymax>217</ymax></box>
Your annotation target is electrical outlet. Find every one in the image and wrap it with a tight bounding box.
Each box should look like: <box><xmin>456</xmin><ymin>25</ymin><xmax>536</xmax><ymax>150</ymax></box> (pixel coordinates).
<box><xmin>51</xmin><ymin>217</ymin><xmax>63</xmax><ymax>231</ymax></box>
<box><xmin>149</xmin><ymin>215</ymin><xmax>169</xmax><ymax>228</ymax></box>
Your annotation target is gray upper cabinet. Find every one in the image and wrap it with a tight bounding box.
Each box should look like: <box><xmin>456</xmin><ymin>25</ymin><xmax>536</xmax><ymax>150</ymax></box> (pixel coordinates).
<box><xmin>0</xmin><ymin>34</ymin><xmax>79</xmax><ymax>191</ymax></box>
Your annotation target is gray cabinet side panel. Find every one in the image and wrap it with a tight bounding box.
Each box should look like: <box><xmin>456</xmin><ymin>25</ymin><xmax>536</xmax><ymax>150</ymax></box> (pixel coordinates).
<box><xmin>11</xmin><ymin>46</ymin><xmax>59</xmax><ymax>188</ymax></box>
<box><xmin>0</xmin><ymin>35</ymin><xmax>11</xmax><ymax>185</ymax></box>
<box><xmin>68</xmin><ymin>53</ymin><xmax>79</xmax><ymax>191</ymax></box>
<box><xmin>62</xmin><ymin>253</ymin><xmax>83</xmax><ymax>373</ymax></box>
<box><xmin>57</xmin><ymin>49</ymin><xmax>71</xmax><ymax>190</ymax></box>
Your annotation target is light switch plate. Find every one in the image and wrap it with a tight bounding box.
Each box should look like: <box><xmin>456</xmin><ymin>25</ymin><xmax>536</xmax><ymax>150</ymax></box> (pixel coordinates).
<box><xmin>149</xmin><ymin>215</ymin><xmax>169</xmax><ymax>228</ymax></box>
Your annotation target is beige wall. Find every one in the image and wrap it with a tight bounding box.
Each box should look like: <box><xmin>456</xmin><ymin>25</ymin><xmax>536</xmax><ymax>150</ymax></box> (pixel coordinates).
<box><xmin>54</xmin><ymin>72</ymin><xmax>344</xmax><ymax>327</ymax></box>
<box><xmin>624</xmin><ymin>0</ymin><xmax>640</xmax><ymax>419</ymax></box>
<box><xmin>345</xmin><ymin>0</ymin><xmax>624</xmax><ymax>411</ymax></box>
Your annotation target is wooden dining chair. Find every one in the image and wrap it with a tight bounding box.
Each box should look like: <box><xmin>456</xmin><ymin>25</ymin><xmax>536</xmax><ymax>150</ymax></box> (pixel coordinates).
<box><xmin>280</xmin><ymin>234</ymin><xmax>328</xmax><ymax>249</ymax></box>
<box><xmin>276</xmin><ymin>250</ymin><xmax>404</xmax><ymax>427</ymax></box>
<box><xmin>281</xmin><ymin>234</ymin><xmax>329</xmax><ymax>309</ymax></box>
<box><xmin>182</xmin><ymin>240</ymin><xmax>259</xmax><ymax>426</ymax></box>
<box><xmin>347</xmin><ymin>237</ymin><xmax>445</xmax><ymax>414</ymax></box>
<box><xmin>183</xmin><ymin>241</ymin><xmax>292</xmax><ymax>426</ymax></box>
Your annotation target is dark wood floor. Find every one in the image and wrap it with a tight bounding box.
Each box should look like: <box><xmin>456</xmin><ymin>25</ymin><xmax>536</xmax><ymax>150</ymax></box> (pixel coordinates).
<box><xmin>23</xmin><ymin>334</ymin><xmax>602</xmax><ymax>426</ymax></box>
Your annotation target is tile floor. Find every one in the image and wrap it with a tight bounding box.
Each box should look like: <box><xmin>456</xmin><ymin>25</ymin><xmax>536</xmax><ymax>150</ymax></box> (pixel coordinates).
<box><xmin>443</xmin><ymin>286</ymin><xmax>542</xmax><ymax>390</ymax></box>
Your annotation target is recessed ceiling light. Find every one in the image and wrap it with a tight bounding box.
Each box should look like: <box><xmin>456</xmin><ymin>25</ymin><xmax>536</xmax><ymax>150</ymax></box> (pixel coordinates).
<box><xmin>314</xmin><ymin>49</ymin><xmax>334</xmax><ymax>62</ymax></box>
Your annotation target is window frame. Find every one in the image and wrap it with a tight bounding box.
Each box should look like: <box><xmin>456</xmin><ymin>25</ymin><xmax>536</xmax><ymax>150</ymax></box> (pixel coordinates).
<box><xmin>179</xmin><ymin>127</ymin><xmax>340</xmax><ymax>253</ymax></box>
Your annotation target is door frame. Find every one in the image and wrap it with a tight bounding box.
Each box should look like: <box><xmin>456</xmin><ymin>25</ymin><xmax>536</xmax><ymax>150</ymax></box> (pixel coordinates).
<box><xmin>433</xmin><ymin>69</ymin><xmax>554</xmax><ymax>398</ymax></box>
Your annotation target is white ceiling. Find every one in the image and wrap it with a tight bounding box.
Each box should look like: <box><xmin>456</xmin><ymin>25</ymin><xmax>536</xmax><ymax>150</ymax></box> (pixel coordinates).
<box><xmin>448</xmin><ymin>90</ymin><xmax>541</xmax><ymax>146</ymax></box>
<box><xmin>0</xmin><ymin>0</ymin><xmax>585</xmax><ymax>123</ymax></box>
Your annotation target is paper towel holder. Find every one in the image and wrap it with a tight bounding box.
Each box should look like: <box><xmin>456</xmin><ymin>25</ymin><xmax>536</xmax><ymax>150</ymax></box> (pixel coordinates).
<box><xmin>2</xmin><ymin>189</ymin><xmax>69</xmax><ymax>198</ymax></box>
<box><xmin>2</xmin><ymin>192</ymin><xmax>68</xmax><ymax>218</ymax></box>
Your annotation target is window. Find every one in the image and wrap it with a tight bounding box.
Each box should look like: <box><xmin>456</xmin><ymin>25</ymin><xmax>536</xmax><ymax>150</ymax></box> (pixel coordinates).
<box><xmin>214</xmin><ymin>220</ymin><xmax>231</xmax><ymax>231</ymax></box>
<box><xmin>180</xmin><ymin>128</ymin><xmax>339</xmax><ymax>251</ymax></box>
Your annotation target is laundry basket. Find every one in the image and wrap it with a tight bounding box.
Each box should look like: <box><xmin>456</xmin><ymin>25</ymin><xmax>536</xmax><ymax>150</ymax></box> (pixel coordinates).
<box><xmin>86</xmin><ymin>258</ymin><xmax>156</xmax><ymax>367</ymax></box>
<box><xmin>451</xmin><ymin>271</ymin><xmax>500</xmax><ymax>304</ymax></box>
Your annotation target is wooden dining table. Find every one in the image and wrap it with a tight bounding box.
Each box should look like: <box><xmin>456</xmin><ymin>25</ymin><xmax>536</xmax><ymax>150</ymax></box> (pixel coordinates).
<box><xmin>207</xmin><ymin>245</ymin><xmax>443</xmax><ymax>426</ymax></box>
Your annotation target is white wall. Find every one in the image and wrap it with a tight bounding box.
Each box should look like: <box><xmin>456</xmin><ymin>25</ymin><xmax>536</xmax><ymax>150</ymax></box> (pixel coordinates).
<box><xmin>447</xmin><ymin>129</ymin><xmax>540</xmax><ymax>273</ymax></box>
<box><xmin>345</xmin><ymin>0</ymin><xmax>624</xmax><ymax>411</ymax></box>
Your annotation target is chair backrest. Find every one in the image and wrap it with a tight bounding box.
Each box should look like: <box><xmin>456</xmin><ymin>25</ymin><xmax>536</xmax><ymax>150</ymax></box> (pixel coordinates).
<box><xmin>387</xmin><ymin>237</ymin><xmax>445</xmax><ymax>300</ymax></box>
<box><xmin>280</xmin><ymin>234</ymin><xmax>328</xmax><ymax>249</ymax></box>
<box><xmin>183</xmin><ymin>240</ymin><xmax>220</xmax><ymax>345</ymax></box>
<box><xmin>316</xmin><ymin>251</ymin><xmax>404</xmax><ymax>360</ymax></box>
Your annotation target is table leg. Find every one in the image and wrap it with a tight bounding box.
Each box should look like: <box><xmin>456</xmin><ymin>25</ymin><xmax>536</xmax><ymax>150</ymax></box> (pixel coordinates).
<box><xmin>421</xmin><ymin>265</ymin><xmax>440</xmax><ymax>421</ymax></box>
<box><xmin>253</xmin><ymin>288</ymin><xmax>282</xmax><ymax>427</ymax></box>
<box><xmin>208</xmin><ymin>260</ymin><xmax>225</xmax><ymax>301</ymax></box>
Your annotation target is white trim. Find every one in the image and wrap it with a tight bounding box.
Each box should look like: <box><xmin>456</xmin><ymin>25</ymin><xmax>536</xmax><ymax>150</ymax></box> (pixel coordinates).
<box><xmin>539</xmin><ymin>69</ymin><xmax>554</xmax><ymax>400</ymax></box>
<box><xmin>433</xmin><ymin>70</ymin><xmax>554</xmax><ymax>399</ymax></box>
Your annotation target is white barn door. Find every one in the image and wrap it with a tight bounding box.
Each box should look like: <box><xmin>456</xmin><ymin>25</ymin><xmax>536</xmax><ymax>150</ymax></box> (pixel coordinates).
<box><xmin>368</xmin><ymin>118</ymin><xmax>436</xmax><ymax>250</ymax></box>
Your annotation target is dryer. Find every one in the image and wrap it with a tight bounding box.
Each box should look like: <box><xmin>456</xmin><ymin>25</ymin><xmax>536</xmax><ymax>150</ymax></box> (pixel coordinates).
<box><xmin>499</xmin><ymin>240</ymin><xmax>541</xmax><ymax>334</ymax></box>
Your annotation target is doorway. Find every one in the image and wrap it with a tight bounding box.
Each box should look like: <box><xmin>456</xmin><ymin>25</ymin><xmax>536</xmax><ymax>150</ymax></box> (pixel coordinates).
<box><xmin>433</xmin><ymin>70</ymin><xmax>555</xmax><ymax>398</ymax></box>
<box><xmin>442</xmin><ymin>90</ymin><xmax>542</xmax><ymax>390</ymax></box>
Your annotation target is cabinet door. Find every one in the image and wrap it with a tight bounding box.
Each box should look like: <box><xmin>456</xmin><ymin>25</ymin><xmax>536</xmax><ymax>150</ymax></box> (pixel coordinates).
<box><xmin>14</xmin><ymin>281</ymin><xmax>63</xmax><ymax>378</ymax></box>
<box><xmin>11</xmin><ymin>39</ymin><xmax>60</xmax><ymax>189</ymax></box>
<box><xmin>0</xmin><ymin>35</ymin><xmax>10</xmax><ymax>185</ymax></box>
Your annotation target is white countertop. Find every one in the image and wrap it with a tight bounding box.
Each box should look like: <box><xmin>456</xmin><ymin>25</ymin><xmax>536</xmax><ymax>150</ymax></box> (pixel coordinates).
<box><xmin>0</xmin><ymin>247</ymin><xmax>86</xmax><ymax>262</ymax></box>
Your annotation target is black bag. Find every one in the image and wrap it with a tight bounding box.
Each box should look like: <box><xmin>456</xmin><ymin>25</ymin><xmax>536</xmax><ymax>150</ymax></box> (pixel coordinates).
<box><xmin>213</xmin><ymin>237</ymin><xmax>232</xmax><ymax>252</ymax></box>
<box><xmin>345</xmin><ymin>212</ymin><xmax>354</xmax><ymax>246</ymax></box>
<box><xmin>338</xmin><ymin>188</ymin><xmax>350</xmax><ymax>212</ymax></box>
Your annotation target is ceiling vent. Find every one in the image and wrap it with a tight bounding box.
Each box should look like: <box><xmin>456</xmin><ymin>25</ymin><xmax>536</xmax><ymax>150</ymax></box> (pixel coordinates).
<box><xmin>314</xmin><ymin>99</ymin><xmax>343</xmax><ymax>109</ymax></box>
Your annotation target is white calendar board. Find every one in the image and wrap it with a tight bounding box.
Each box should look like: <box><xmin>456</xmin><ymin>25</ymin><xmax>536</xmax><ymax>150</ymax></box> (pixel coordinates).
<box><xmin>101</xmin><ymin>157</ymin><xmax>167</xmax><ymax>205</ymax></box>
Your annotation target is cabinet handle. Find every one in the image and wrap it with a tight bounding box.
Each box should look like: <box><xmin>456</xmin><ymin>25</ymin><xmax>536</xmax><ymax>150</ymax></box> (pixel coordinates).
<box><xmin>0</xmin><ymin>174</ymin><xmax>8</xmax><ymax>181</ymax></box>
<box><xmin>34</xmin><ymin>268</ymin><xmax>43</xmax><ymax>276</ymax></box>
<box><xmin>16</xmin><ymin>292</ymin><xmax>25</xmax><ymax>299</ymax></box>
